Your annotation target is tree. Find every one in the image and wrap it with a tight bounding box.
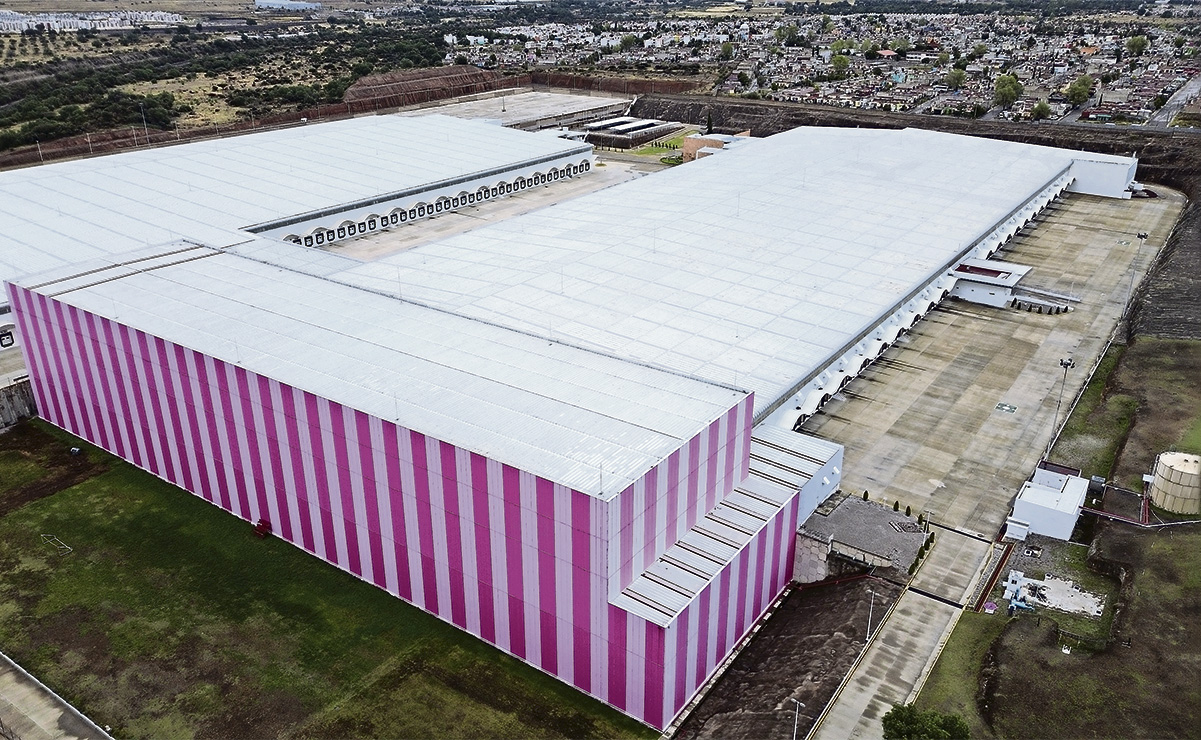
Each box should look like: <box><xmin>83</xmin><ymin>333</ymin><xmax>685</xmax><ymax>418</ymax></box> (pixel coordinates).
<box><xmin>830</xmin><ymin>38</ymin><xmax>853</xmax><ymax>55</ymax></box>
<box><xmin>993</xmin><ymin>73</ymin><xmax>1023</xmax><ymax>107</ymax></box>
<box><xmin>831</xmin><ymin>54</ymin><xmax>850</xmax><ymax>73</ymax></box>
<box><xmin>881</xmin><ymin>704</ymin><xmax>970</xmax><ymax>740</ymax></box>
<box><xmin>890</xmin><ymin>38</ymin><xmax>911</xmax><ymax>55</ymax></box>
<box><xmin>1031</xmin><ymin>100</ymin><xmax>1053</xmax><ymax>120</ymax></box>
<box><xmin>620</xmin><ymin>34</ymin><xmax>639</xmax><ymax>52</ymax></box>
<box><xmin>737</xmin><ymin>71</ymin><xmax>750</xmax><ymax>87</ymax></box>
<box><xmin>943</xmin><ymin>68</ymin><xmax>966</xmax><ymax>90</ymax></box>
<box><xmin>1066</xmin><ymin>74</ymin><xmax>1094</xmax><ymax>106</ymax></box>
<box><xmin>1126</xmin><ymin>34</ymin><xmax>1149</xmax><ymax>56</ymax></box>
<box><xmin>719</xmin><ymin>41</ymin><xmax>734</xmax><ymax>61</ymax></box>
<box><xmin>936</xmin><ymin>51</ymin><xmax>950</xmax><ymax>65</ymax></box>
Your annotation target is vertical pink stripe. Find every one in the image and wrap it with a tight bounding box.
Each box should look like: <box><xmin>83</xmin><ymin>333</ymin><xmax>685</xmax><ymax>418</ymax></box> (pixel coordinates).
<box><xmin>279</xmin><ymin>386</ymin><xmax>316</xmax><ymax>552</ymax></box>
<box><xmin>571</xmin><ymin>494</ymin><xmax>591</xmax><ymax>692</ymax></box>
<box><xmin>502</xmin><ymin>465</ymin><xmax>525</xmax><ymax>658</ymax></box>
<box><xmin>303</xmin><ymin>393</ymin><xmax>338</xmax><ymax>561</ymax></box>
<box><xmin>706</xmin><ymin>420</ymin><xmax>720</xmax><ymax>511</ymax></box>
<box><xmin>644</xmin><ymin>625</ymin><xmax>666</xmax><ymax>729</ymax></box>
<box><xmin>608</xmin><ymin>605</ymin><xmax>627</xmax><ymax>710</ymax></box>
<box><xmin>642</xmin><ymin>470</ymin><xmax>658</xmax><ymax>571</ymax></box>
<box><xmin>410</xmin><ymin>432</ymin><xmax>439</xmax><ymax>614</ymax></box>
<box><xmin>673</xmin><ymin>614</ymin><xmax>689</xmax><ymax>716</ymax></box>
<box><xmin>439</xmin><ymin>442</ymin><xmax>467</xmax><ymax>628</ymax></box>
<box><xmin>70</xmin><ymin>308</ymin><xmax>114</xmax><ymax>452</ymax></box>
<box><xmin>694</xmin><ymin>586</ymin><xmax>711</xmax><ymax>687</ymax></box>
<box><xmin>470</xmin><ymin>454</ymin><xmax>496</xmax><ymax>643</ymax></box>
<box><xmin>213</xmin><ymin>360</ymin><xmax>252</xmax><ymax>518</ymax></box>
<box><xmin>724</xmin><ymin>404</ymin><xmax>738</xmax><ymax>493</ymax></box>
<box><xmin>327</xmin><ymin>405</ymin><xmax>362</xmax><ymax>576</ymax></box>
<box><xmin>47</xmin><ymin>299</ymin><xmax>87</xmax><ymax>437</ymax></box>
<box><xmin>151</xmin><ymin>335</ymin><xmax>191</xmax><ymax>489</ymax></box>
<box><xmin>686</xmin><ymin>435</ymin><xmax>701</xmax><ymax>525</ymax></box>
<box><xmin>735</xmin><ymin>545</ymin><xmax>751</xmax><ymax>636</ymax></box>
<box><xmin>536</xmin><ymin>477</ymin><xmax>557</xmax><ymax>673</ymax></box>
<box><xmin>382</xmin><ymin>422</ymin><xmax>413</xmax><ymax>600</ymax></box>
<box><xmin>665</xmin><ymin>451</ymin><xmax>681</xmax><ymax>545</ymax></box>
<box><xmin>715</xmin><ymin>568</ymin><xmax>732</xmax><ymax>658</ymax></box>
<box><xmin>61</xmin><ymin>306</ymin><xmax>105</xmax><ymax>450</ymax></box>
<box><xmin>356</xmin><ymin>411</ymin><xmax>387</xmax><ymax>588</ymax></box>
<box><xmin>9</xmin><ymin>291</ymin><xmax>51</xmax><ymax>424</ymax></box>
<box><xmin>192</xmin><ymin>353</ymin><xmax>233</xmax><ymax>509</ymax></box>
<box><xmin>237</xmin><ymin>368</ymin><xmax>271</xmax><ymax>523</ymax></box>
<box><xmin>741</xmin><ymin>394</ymin><xmax>754</xmax><ymax>479</ymax></box>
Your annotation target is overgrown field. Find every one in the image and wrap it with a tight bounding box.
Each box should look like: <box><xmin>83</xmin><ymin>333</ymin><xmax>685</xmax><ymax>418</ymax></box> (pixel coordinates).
<box><xmin>919</xmin><ymin>523</ymin><xmax>1201</xmax><ymax>739</ymax></box>
<box><xmin>1052</xmin><ymin>338</ymin><xmax>1201</xmax><ymax>489</ymax></box>
<box><xmin>919</xmin><ymin>337</ymin><xmax>1201</xmax><ymax>738</ymax></box>
<box><xmin>0</xmin><ymin>421</ymin><xmax>652</xmax><ymax>740</ymax></box>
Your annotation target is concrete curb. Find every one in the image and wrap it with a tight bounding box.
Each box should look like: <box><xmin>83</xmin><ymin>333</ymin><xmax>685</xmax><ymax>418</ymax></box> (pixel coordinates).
<box><xmin>0</xmin><ymin>651</ymin><xmax>112</xmax><ymax>740</ymax></box>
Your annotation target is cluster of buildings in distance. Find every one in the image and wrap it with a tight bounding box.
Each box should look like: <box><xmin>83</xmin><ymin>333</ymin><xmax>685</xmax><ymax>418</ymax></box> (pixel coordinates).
<box><xmin>446</xmin><ymin>12</ymin><xmax>1200</xmax><ymax>124</ymax></box>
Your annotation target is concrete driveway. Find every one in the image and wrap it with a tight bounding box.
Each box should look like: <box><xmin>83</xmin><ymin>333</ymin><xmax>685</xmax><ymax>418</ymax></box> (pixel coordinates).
<box><xmin>805</xmin><ymin>188</ymin><xmax>1185</xmax><ymax>739</ymax></box>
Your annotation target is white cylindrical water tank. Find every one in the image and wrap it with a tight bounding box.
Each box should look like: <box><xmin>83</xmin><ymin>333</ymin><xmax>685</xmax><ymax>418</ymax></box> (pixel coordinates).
<box><xmin>1149</xmin><ymin>452</ymin><xmax>1201</xmax><ymax>515</ymax></box>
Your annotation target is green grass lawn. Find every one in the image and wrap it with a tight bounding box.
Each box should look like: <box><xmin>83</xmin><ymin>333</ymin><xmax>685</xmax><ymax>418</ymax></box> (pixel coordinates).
<box><xmin>915</xmin><ymin>611</ymin><xmax>1006</xmax><ymax>740</ymax></box>
<box><xmin>633</xmin><ymin>130</ymin><xmax>693</xmax><ymax>156</ymax></box>
<box><xmin>0</xmin><ymin>422</ymin><xmax>653</xmax><ymax>740</ymax></box>
<box><xmin>0</xmin><ymin>448</ymin><xmax>46</xmax><ymax>494</ymax></box>
<box><xmin>1051</xmin><ymin>344</ymin><xmax>1136</xmax><ymax>480</ymax></box>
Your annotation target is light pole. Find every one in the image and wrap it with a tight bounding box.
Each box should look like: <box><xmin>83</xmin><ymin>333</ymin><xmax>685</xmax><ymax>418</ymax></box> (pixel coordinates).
<box><xmin>866</xmin><ymin>588</ymin><xmax>876</xmax><ymax>643</ymax></box>
<box><xmin>790</xmin><ymin>699</ymin><xmax>806</xmax><ymax>740</ymax></box>
<box><xmin>139</xmin><ymin>102</ymin><xmax>149</xmax><ymax>141</ymax></box>
<box><xmin>1046</xmin><ymin>357</ymin><xmax>1074</xmax><ymax>460</ymax></box>
<box><xmin>1125</xmin><ymin>231</ymin><xmax>1149</xmax><ymax>320</ymax></box>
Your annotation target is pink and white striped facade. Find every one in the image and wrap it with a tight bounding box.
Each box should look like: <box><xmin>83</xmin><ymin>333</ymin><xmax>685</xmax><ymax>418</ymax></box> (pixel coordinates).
<box><xmin>7</xmin><ymin>280</ymin><xmax>806</xmax><ymax>730</ymax></box>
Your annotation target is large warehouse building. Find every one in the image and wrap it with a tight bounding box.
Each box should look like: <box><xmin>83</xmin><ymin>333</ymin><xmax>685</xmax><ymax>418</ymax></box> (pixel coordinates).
<box><xmin>1</xmin><ymin>115</ymin><xmax>1136</xmax><ymax>729</ymax></box>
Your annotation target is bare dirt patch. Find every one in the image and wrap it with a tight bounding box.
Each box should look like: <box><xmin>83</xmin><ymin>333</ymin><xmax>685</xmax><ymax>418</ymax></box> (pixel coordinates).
<box><xmin>674</xmin><ymin>577</ymin><xmax>903</xmax><ymax>740</ymax></box>
<box><xmin>0</xmin><ymin>421</ymin><xmax>107</xmax><ymax>517</ymax></box>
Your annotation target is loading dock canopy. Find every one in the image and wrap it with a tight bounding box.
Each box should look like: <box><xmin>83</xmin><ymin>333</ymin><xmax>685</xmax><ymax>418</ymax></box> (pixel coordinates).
<box><xmin>952</xmin><ymin>258</ymin><xmax>1032</xmax><ymax>288</ymax></box>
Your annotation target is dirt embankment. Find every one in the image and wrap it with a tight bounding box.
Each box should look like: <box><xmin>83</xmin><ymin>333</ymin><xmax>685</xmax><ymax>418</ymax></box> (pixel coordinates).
<box><xmin>631</xmin><ymin>95</ymin><xmax>1201</xmax><ymax>341</ymax></box>
<box><xmin>674</xmin><ymin>577</ymin><xmax>902</xmax><ymax>740</ymax></box>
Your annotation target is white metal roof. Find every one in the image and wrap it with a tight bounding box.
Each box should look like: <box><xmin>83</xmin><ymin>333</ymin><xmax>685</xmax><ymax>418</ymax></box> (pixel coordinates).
<box><xmin>1016</xmin><ymin>476</ymin><xmax>1088</xmax><ymax>515</ymax></box>
<box><xmin>0</xmin><ymin>114</ymin><xmax>589</xmax><ymax>296</ymax></box>
<box><xmin>320</xmin><ymin>126</ymin><xmax>1080</xmax><ymax>417</ymax></box>
<box><xmin>16</xmin><ymin>244</ymin><xmax>746</xmax><ymax>499</ymax></box>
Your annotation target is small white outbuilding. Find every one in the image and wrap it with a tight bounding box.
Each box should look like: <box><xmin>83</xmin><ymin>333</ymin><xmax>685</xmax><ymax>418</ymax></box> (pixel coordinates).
<box><xmin>1006</xmin><ymin>463</ymin><xmax>1089</xmax><ymax>541</ymax></box>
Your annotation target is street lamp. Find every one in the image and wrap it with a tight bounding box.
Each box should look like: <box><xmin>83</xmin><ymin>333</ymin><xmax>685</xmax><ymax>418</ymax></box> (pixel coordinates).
<box><xmin>866</xmin><ymin>588</ymin><xmax>877</xmax><ymax>643</ymax></box>
<box><xmin>1125</xmin><ymin>231</ymin><xmax>1149</xmax><ymax>321</ymax></box>
<box><xmin>1046</xmin><ymin>357</ymin><xmax>1075</xmax><ymax>460</ymax></box>
<box><xmin>789</xmin><ymin>699</ymin><xmax>806</xmax><ymax>740</ymax></box>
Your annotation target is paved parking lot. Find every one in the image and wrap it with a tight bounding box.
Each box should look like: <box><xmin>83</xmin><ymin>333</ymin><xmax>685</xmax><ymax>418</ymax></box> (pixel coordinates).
<box><xmin>806</xmin><ymin>188</ymin><xmax>1185</xmax><ymax>739</ymax></box>
<box><xmin>0</xmin><ymin>652</ymin><xmax>108</xmax><ymax>740</ymax></box>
